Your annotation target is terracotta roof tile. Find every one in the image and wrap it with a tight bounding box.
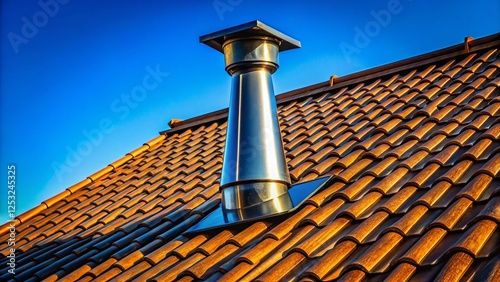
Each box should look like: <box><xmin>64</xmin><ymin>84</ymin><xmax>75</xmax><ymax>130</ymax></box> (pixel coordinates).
<box><xmin>185</xmin><ymin>243</ymin><xmax>239</xmax><ymax>279</ymax></box>
<box><xmin>241</xmin><ymin>227</ymin><xmax>313</xmax><ymax>281</ymax></box>
<box><xmin>301</xmin><ymin>198</ymin><xmax>346</xmax><ymax>227</ymax></box>
<box><xmin>3</xmin><ymin>34</ymin><xmax>500</xmax><ymax>281</ymax></box>
<box><xmin>302</xmin><ymin>239</ymin><xmax>357</xmax><ymax>280</ymax></box>
<box><xmin>339</xmin><ymin>176</ymin><xmax>375</xmax><ymax>201</ymax></box>
<box><xmin>341</xmin><ymin>191</ymin><xmax>383</xmax><ymax>220</ymax></box>
<box><xmin>451</xmin><ymin>219</ymin><xmax>497</xmax><ymax>256</ymax></box>
<box><xmin>306</xmin><ymin>182</ymin><xmax>345</xmax><ymax>207</ymax></box>
<box><xmin>344</xmin><ymin>211</ymin><xmax>389</xmax><ymax>244</ymax></box>
<box><xmin>237</xmin><ymin>237</ymin><xmax>279</xmax><ymax>265</ymax></box>
<box><xmin>263</xmin><ymin>205</ymin><xmax>314</xmax><ymax>240</ymax></box>
<box><xmin>256</xmin><ymin>251</ymin><xmax>308</xmax><ymax>282</ymax></box>
<box><xmin>435</xmin><ymin>251</ymin><xmax>475</xmax><ymax>281</ymax></box>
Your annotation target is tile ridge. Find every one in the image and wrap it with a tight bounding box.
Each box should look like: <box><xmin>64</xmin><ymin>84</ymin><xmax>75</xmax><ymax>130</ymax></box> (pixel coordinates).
<box><xmin>9</xmin><ymin>133</ymin><xmax>167</xmax><ymax>225</ymax></box>
<box><xmin>161</xmin><ymin>33</ymin><xmax>500</xmax><ymax>135</ymax></box>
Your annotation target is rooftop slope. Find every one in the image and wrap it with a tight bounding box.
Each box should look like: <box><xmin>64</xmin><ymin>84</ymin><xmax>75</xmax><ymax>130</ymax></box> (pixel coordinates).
<box><xmin>1</xmin><ymin>35</ymin><xmax>500</xmax><ymax>282</ymax></box>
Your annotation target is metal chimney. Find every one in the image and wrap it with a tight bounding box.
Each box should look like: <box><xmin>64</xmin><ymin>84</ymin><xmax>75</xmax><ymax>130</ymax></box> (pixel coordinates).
<box><xmin>187</xmin><ymin>21</ymin><xmax>332</xmax><ymax>234</ymax></box>
<box><xmin>200</xmin><ymin>20</ymin><xmax>300</xmax><ymax>217</ymax></box>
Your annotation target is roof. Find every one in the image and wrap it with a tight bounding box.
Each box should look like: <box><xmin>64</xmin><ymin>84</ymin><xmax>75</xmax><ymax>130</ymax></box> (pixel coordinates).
<box><xmin>2</xmin><ymin>34</ymin><xmax>500</xmax><ymax>282</ymax></box>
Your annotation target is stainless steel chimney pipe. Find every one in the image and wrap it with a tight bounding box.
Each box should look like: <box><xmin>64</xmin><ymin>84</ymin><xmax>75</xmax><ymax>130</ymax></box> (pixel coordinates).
<box><xmin>200</xmin><ymin>21</ymin><xmax>301</xmax><ymax>216</ymax></box>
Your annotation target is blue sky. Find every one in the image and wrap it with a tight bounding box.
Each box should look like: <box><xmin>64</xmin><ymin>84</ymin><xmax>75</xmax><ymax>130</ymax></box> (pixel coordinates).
<box><xmin>1</xmin><ymin>0</ymin><xmax>498</xmax><ymax>223</ymax></box>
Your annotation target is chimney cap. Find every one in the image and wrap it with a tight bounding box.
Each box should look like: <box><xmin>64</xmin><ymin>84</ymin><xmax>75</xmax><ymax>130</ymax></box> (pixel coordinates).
<box><xmin>200</xmin><ymin>20</ymin><xmax>301</xmax><ymax>53</ymax></box>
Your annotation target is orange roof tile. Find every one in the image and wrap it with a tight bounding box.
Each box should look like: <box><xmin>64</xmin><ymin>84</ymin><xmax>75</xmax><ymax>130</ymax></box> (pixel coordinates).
<box><xmin>1</xmin><ymin>33</ymin><xmax>500</xmax><ymax>281</ymax></box>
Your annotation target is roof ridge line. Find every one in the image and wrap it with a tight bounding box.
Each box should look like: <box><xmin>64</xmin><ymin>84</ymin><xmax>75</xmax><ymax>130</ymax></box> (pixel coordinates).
<box><xmin>7</xmin><ymin>134</ymin><xmax>167</xmax><ymax>226</ymax></box>
<box><xmin>161</xmin><ymin>32</ymin><xmax>500</xmax><ymax>135</ymax></box>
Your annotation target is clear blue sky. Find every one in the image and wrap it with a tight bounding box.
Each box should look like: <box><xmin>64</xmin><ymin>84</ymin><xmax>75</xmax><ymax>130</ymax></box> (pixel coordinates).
<box><xmin>1</xmin><ymin>0</ymin><xmax>498</xmax><ymax>223</ymax></box>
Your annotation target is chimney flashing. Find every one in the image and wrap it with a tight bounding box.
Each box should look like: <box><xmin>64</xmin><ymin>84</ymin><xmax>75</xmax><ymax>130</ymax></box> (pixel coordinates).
<box><xmin>186</xmin><ymin>176</ymin><xmax>333</xmax><ymax>235</ymax></box>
